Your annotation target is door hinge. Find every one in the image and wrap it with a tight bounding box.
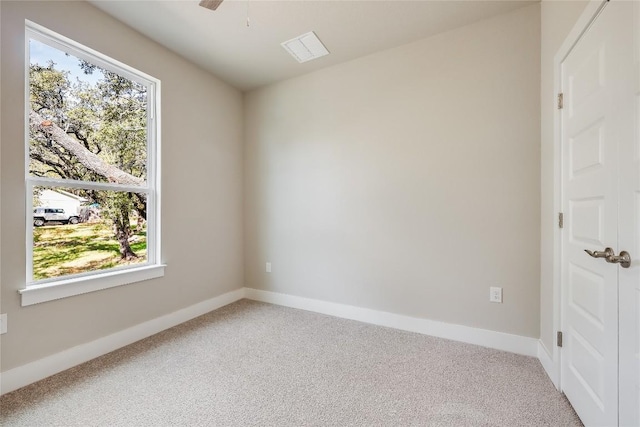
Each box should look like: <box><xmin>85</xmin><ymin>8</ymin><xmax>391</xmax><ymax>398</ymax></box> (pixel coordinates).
<box><xmin>558</xmin><ymin>212</ymin><xmax>564</xmax><ymax>229</ymax></box>
<box><xmin>557</xmin><ymin>331</ymin><xmax>563</xmax><ymax>348</ymax></box>
<box><xmin>557</xmin><ymin>93</ymin><xmax>564</xmax><ymax>110</ymax></box>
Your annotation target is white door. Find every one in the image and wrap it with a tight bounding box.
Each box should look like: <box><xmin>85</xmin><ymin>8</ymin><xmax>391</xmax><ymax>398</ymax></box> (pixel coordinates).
<box><xmin>619</xmin><ymin>3</ymin><xmax>640</xmax><ymax>426</ymax></box>
<box><xmin>561</xmin><ymin>1</ymin><xmax>636</xmax><ymax>426</ymax></box>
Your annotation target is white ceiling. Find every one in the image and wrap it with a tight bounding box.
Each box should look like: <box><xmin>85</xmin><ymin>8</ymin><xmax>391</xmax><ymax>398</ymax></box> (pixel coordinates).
<box><xmin>89</xmin><ymin>0</ymin><xmax>536</xmax><ymax>91</ymax></box>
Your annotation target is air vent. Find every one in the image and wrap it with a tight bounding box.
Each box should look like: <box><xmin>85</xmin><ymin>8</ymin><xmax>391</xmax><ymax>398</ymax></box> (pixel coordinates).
<box><xmin>281</xmin><ymin>31</ymin><xmax>329</xmax><ymax>63</ymax></box>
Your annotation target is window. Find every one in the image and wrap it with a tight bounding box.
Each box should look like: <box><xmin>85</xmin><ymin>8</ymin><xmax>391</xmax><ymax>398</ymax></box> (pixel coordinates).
<box><xmin>21</xmin><ymin>22</ymin><xmax>163</xmax><ymax>306</ymax></box>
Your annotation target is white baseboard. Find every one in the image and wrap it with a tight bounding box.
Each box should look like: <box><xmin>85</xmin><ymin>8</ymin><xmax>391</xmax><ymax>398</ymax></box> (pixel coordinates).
<box><xmin>0</xmin><ymin>287</ymin><xmax>245</xmax><ymax>395</ymax></box>
<box><xmin>537</xmin><ymin>339</ymin><xmax>559</xmax><ymax>389</ymax></box>
<box><xmin>244</xmin><ymin>288</ymin><xmax>538</xmax><ymax>357</ymax></box>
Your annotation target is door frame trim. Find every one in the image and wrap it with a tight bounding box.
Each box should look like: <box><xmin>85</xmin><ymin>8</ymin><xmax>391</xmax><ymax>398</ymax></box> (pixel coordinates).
<box><xmin>549</xmin><ymin>0</ymin><xmax>608</xmax><ymax>392</ymax></box>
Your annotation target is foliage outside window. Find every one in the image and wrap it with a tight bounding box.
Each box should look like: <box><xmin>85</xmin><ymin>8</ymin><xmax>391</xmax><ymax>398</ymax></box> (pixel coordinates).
<box><xmin>26</xmin><ymin>24</ymin><xmax>160</xmax><ymax>287</ymax></box>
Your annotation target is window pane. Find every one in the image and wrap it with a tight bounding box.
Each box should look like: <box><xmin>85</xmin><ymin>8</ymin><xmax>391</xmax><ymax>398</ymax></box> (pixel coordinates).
<box><xmin>32</xmin><ymin>187</ymin><xmax>147</xmax><ymax>281</ymax></box>
<box><xmin>29</xmin><ymin>39</ymin><xmax>147</xmax><ymax>185</ymax></box>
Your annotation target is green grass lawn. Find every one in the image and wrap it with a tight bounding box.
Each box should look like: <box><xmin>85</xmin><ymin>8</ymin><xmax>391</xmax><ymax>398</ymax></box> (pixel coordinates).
<box><xmin>33</xmin><ymin>222</ymin><xmax>146</xmax><ymax>280</ymax></box>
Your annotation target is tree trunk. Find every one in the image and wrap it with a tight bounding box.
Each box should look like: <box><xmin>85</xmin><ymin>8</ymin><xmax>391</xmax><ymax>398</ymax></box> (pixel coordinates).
<box><xmin>30</xmin><ymin>110</ymin><xmax>146</xmax><ymax>188</ymax></box>
<box><xmin>113</xmin><ymin>205</ymin><xmax>137</xmax><ymax>260</ymax></box>
<box><xmin>115</xmin><ymin>229</ymin><xmax>137</xmax><ymax>260</ymax></box>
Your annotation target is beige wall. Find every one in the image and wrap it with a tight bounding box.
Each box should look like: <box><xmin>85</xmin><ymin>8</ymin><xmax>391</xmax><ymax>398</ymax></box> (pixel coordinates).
<box><xmin>0</xmin><ymin>1</ymin><xmax>244</xmax><ymax>371</ymax></box>
<box><xmin>244</xmin><ymin>5</ymin><xmax>541</xmax><ymax>338</ymax></box>
<box><xmin>539</xmin><ymin>0</ymin><xmax>588</xmax><ymax>353</ymax></box>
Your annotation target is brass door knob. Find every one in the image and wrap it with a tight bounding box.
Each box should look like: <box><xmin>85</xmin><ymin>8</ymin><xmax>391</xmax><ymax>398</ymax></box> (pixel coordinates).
<box><xmin>584</xmin><ymin>248</ymin><xmax>614</xmax><ymax>259</ymax></box>
<box><xmin>606</xmin><ymin>251</ymin><xmax>631</xmax><ymax>268</ymax></box>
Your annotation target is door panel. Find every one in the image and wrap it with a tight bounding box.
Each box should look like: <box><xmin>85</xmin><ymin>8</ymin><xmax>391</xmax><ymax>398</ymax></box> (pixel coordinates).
<box><xmin>569</xmin><ymin>199</ymin><xmax>605</xmax><ymax>245</ymax></box>
<box><xmin>561</xmin><ymin>2</ymin><xmax>629</xmax><ymax>425</ymax></box>
<box><xmin>568</xmin><ymin>327</ymin><xmax>605</xmax><ymax>409</ymax></box>
<box><xmin>569</xmin><ymin>264</ymin><xmax>605</xmax><ymax>327</ymax></box>
<box><xmin>569</xmin><ymin>121</ymin><xmax>604</xmax><ymax>178</ymax></box>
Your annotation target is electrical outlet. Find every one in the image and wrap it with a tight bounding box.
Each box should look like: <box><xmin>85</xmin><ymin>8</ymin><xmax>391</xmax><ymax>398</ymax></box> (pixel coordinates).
<box><xmin>265</xmin><ymin>262</ymin><xmax>271</xmax><ymax>273</ymax></box>
<box><xmin>0</xmin><ymin>314</ymin><xmax>7</xmax><ymax>334</ymax></box>
<box><xmin>489</xmin><ymin>287</ymin><xmax>503</xmax><ymax>303</ymax></box>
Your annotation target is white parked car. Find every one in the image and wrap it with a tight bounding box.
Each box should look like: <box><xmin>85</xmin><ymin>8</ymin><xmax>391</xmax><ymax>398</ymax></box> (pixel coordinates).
<box><xmin>33</xmin><ymin>207</ymin><xmax>80</xmax><ymax>227</ymax></box>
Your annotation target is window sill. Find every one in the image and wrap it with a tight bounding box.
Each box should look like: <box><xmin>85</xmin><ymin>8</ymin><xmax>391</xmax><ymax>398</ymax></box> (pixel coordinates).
<box><xmin>19</xmin><ymin>264</ymin><xmax>166</xmax><ymax>306</ymax></box>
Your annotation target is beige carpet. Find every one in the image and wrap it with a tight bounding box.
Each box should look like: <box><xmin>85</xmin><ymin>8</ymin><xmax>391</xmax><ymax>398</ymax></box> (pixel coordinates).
<box><xmin>0</xmin><ymin>299</ymin><xmax>581</xmax><ymax>426</ymax></box>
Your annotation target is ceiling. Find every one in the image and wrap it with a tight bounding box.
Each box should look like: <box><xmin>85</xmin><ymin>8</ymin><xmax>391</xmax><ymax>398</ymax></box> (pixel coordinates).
<box><xmin>89</xmin><ymin>0</ymin><xmax>536</xmax><ymax>91</ymax></box>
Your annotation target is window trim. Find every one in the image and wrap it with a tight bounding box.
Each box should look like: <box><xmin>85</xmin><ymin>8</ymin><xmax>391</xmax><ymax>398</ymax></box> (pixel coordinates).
<box><xmin>23</xmin><ymin>21</ymin><xmax>163</xmax><ymax>305</ymax></box>
<box><xmin>19</xmin><ymin>265</ymin><xmax>166</xmax><ymax>306</ymax></box>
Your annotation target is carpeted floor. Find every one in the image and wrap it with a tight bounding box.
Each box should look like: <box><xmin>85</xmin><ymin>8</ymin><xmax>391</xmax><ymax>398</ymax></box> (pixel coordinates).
<box><xmin>0</xmin><ymin>299</ymin><xmax>582</xmax><ymax>426</ymax></box>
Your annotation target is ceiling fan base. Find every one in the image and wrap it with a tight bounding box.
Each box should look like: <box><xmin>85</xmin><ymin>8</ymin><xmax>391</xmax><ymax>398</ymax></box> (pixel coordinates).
<box><xmin>199</xmin><ymin>0</ymin><xmax>223</xmax><ymax>11</ymax></box>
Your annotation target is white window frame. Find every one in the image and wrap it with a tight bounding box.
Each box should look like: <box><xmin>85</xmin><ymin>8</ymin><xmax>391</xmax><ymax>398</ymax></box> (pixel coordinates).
<box><xmin>20</xmin><ymin>21</ymin><xmax>164</xmax><ymax>306</ymax></box>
